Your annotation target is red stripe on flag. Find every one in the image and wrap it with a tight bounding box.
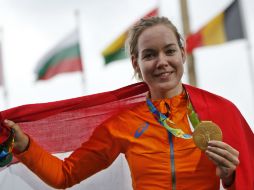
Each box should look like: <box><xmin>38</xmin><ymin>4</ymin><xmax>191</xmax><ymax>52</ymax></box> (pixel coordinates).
<box><xmin>40</xmin><ymin>58</ymin><xmax>83</xmax><ymax>80</ymax></box>
<box><xmin>144</xmin><ymin>8</ymin><xmax>159</xmax><ymax>17</ymax></box>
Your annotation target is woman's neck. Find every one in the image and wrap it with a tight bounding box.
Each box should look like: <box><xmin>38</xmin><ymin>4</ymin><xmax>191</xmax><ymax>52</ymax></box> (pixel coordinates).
<box><xmin>150</xmin><ymin>84</ymin><xmax>183</xmax><ymax>100</ymax></box>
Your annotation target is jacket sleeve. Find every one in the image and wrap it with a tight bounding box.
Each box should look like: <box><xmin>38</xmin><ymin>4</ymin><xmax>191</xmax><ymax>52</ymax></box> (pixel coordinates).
<box><xmin>14</xmin><ymin>122</ymin><xmax>123</xmax><ymax>189</ymax></box>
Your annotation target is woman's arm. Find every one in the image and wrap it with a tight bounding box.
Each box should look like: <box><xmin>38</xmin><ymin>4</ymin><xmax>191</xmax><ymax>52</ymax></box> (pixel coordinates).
<box><xmin>4</xmin><ymin>119</ymin><xmax>122</xmax><ymax>189</ymax></box>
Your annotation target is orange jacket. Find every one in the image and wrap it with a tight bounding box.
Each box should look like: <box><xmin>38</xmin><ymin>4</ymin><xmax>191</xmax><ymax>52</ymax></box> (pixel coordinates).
<box><xmin>16</xmin><ymin>91</ymin><xmax>221</xmax><ymax>190</ymax></box>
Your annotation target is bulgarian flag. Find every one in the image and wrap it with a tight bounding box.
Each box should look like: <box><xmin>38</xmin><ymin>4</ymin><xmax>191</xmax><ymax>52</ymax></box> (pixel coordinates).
<box><xmin>35</xmin><ymin>29</ymin><xmax>83</xmax><ymax>80</ymax></box>
<box><xmin>102</xmin><ymin>8</ymin><xmax>159</xmax><ymax>65</ymax></box>
<box><xmin>186</xmin><ymin>0</ymin><xmax>245</xmax><ymax>53</ymax></box>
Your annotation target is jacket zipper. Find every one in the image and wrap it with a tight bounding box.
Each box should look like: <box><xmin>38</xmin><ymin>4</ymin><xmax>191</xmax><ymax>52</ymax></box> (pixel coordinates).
<box><xmin>168</xmin><ymin>132</ymin><xmax>176</xmax><ymax>190</ymax></box>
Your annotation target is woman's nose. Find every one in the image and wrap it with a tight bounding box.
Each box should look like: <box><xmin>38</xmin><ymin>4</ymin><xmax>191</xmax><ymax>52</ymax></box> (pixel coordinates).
<box><xmin>157</xmin><ymin>53</ymin><xmax>168</xmax><ymax>67</ymax></box>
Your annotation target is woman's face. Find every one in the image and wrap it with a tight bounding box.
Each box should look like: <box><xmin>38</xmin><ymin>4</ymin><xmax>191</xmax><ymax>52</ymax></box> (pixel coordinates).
<box><xmin>132</xmin><ymin>24</ymin><xmax>186</xmax><ymax>99</ymax></box>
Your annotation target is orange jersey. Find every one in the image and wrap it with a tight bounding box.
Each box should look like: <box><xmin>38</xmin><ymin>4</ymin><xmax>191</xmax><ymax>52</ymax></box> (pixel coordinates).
<box><xmin>16</xmin><ymin>91</ymin><xmax>221</xmax><ymax>190</ymax></box>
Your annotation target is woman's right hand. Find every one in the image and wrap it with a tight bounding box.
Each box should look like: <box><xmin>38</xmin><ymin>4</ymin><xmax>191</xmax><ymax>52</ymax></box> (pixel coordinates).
<box><xmin>4</xmin><ymin>120</ymin><xmax>29</xmax><ymax>153</ymax></box>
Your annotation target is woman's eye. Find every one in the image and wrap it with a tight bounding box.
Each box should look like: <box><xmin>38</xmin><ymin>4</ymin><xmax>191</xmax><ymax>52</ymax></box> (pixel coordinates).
<box><xmin>166</xmin><ymin>49</ymin><xmax>176</xmax><ymax>55</ymax></box>
<box><xmin>143</xmin><ymin>53</ymin><xmax>155</xmax><ymax>60</ymax></box>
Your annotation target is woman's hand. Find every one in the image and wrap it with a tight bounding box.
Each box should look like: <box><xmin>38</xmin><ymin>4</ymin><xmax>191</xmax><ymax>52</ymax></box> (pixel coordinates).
<box><xmin>4</xmin><ymin>120</ymin><xmax>29</xmax><ymax>153</ymax></box>
<box><xmin>206</xmin><ymin>140</ymin><xmax>239</xmax><ymax>187</ymax></box>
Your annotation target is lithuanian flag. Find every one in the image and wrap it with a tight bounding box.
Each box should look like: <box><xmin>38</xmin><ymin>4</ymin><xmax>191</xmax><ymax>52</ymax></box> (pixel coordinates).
<box><xmin>186</xmin><ymin>0</ymin><xmax>244</xmax><ymax>53</ymax></box>
<box><xmin>102</xmin><ymin>8</ymin><xmax>158</xmax><ymax>65</ymax></box>
<box><xmin>35</xmin><ymin>30</ymin><xmax>83</xmax><ymax>80</ymax></box>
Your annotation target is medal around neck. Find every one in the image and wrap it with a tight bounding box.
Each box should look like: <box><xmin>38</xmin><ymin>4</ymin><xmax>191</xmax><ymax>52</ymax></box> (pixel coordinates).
<box><xmin>193</xmin><ymin>121</ymin><xmax>222</xmax><ymax>151</ymax></box>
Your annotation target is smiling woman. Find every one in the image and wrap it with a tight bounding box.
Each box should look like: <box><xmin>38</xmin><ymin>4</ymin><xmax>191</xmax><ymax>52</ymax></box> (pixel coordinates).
<box><xmin>2</xmin><ymin>16</ymin><xmax>254</xmax><ymax>190</ymax></box>
<box><xmin>131</xmin><ymin>24</ymin><xmax>185</xmax><ymax>100</ymax></box>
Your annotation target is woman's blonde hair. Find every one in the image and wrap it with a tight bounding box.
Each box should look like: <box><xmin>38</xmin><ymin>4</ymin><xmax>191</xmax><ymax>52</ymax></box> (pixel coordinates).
<box><xmin>126</xmin><ymin>16</ymin><xmax>184</xmax><ymax>58</ymax></box>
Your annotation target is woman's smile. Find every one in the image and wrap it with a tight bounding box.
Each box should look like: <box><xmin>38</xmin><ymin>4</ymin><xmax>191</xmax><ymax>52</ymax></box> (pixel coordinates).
<box><xmin>154</xmin><ymin>71</ymin><xmax>174</xmax><ymax>79</ymax></box>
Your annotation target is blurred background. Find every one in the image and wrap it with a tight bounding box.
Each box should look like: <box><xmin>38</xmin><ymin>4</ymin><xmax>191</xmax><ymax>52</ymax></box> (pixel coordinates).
<box><xmin>0</xmin><ymin>0</ymin><xmax>253</xmax><ymax>189</ymax></box>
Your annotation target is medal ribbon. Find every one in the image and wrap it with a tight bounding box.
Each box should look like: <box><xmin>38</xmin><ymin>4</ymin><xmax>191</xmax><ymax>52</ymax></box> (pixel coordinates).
<box><xmin>146</xmin><ymin>90</ymin><xmax>200</xmax><ymax>139</ymax></box>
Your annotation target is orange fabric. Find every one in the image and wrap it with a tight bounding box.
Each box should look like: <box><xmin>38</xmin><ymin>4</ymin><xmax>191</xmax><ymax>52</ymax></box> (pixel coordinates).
<box><xmin>15</xmin><ymin>92</ymin><xmax>220</xmax><ymax>190</ymax></box>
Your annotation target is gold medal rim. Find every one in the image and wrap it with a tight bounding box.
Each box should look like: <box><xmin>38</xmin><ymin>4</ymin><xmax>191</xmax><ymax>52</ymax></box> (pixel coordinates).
<box><xmin>193</xmin><ymin>121</ymin><xmax>222</xmax><ymax>151</ymax></box>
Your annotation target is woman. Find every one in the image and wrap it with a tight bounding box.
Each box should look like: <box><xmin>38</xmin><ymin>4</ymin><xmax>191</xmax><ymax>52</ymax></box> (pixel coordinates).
<box><xmin>3</xmin><ymin>17</ymin><xmax>253</xmax><ymax>190</ymax></box>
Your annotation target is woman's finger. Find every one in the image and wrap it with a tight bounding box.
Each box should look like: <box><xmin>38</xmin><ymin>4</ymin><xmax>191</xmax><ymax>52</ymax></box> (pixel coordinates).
<box><xmin>206</xmin><ymin>149</ymin><xmax>237</xmax><ymax>169</ymax></box>
<box><xmin>4</xmin><ymin>119</ymin><xmax>20</xmax><ymax>131</ymax></box>
<box><xmin>207</xmin><ymin>145</ymin><xmax>240</xmax><ymax>166</ymax></box>
<box><xmin>208</xmin><ymin>140</ymin><xmax>239</xmax><ymax>157</ymax></box>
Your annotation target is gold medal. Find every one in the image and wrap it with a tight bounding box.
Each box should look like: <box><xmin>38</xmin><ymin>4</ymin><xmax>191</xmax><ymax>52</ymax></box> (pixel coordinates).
<box><xmin>193</xmin><ymin>121</ymin><xmax>222</xmax><ymax>151</ymax></box>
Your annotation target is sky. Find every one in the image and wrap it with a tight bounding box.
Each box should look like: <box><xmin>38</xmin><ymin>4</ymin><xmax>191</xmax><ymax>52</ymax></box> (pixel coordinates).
<box><xmin>0</xmin><ymin>0</ymin><xmax>253</xmax><ymax>130</ymax></box>
<box><xmin>0</xmin><ymin>0</ymin><xmax>253</xmax><ymax>189</ymax></box>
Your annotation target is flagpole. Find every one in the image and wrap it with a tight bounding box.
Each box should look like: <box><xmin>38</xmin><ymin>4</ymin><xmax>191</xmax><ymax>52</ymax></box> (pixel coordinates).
<box><xmin>179</xmin><ymin>0</ymin><xmax>197</xmax><ymax>86</ymax></box>
<box><xmin>0</xmin><ymin>28</ymin><xmax>8</xmax><ymax>108</ymax></box>
<box><xmin>74</xmin><ymin>10</ymin><xmax>86</xmax><ymax>93</ymax></box>
<box><xmin>157</xmin><ymin>0</ymin><xmax>161</xmax><ymax>15</ymax></box>
<box><xmin>238</xmin><ymin>0</ymin><xmax>254</xmax><ymax>107</ymax></box>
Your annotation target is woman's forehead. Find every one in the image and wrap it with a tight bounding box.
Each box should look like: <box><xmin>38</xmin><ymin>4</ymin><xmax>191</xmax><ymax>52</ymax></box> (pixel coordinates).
<box><xmin>137</xmin><ymin>24</ymin><xmax>178</xmax><ymax>49</ymax></box>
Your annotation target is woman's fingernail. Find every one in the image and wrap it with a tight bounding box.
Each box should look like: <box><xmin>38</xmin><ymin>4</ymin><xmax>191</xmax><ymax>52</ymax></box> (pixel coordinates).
<box><xmin>4</xmin><ymin>119</ymin><xmax>8</xmax><ymax>123</ymax></box>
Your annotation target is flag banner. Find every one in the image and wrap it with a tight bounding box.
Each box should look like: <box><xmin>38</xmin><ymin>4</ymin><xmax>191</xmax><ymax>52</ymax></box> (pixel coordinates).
<box><xmin>186</xmin><ymin>0</ymin><xmax>244</xmax><ymax>53</ymax></box>
<box><xmin>102</xmin><ymin>8</ymin><xmax>158</xmax><ymax>65</ymax></box>
<box><xmin>35</xmin><ymin>29</ymin><xmax>83</xmax><ymax>80</ymax></box>
<box><xmin>0</xmin><ymin>82</ymin><xmax>148</xmax><ymax>154</ymax></box>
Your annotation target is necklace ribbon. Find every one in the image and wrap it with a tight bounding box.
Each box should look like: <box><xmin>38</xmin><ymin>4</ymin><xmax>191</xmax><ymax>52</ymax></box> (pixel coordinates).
<box><xmin>146</xmin><ymin>90</ymin><xmax>200</xmax><ymax>139</ymax></box>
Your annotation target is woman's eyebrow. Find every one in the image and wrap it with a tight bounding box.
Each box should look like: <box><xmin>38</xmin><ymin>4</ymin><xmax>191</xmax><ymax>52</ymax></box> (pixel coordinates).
<box><xmin>141</xmin><ymin>48</ymin><xmax>154</xmax><ymax>54</ymax></box>
<box><xmin>164</xmin><ymin>43</ymin><xmax>177</xmax><ymax>48</ymax></box>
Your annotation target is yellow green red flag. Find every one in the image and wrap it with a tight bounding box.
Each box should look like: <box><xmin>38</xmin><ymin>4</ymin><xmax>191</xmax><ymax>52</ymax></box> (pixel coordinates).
<box><xmin>102</xmin><ymin>8</ymin><xmax>158</xmax><ymax>65</ymax></box>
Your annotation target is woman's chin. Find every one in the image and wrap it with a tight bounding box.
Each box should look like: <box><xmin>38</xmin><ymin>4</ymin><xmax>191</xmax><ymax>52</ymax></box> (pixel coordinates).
<box><xmin>149</xmin><ymin>81</ymin><xmax>182</xmax><ymax>95</ymax></box>
<box><xmin>156</xmin><ymin>80</ymin><xmax>179</xmax><ymax>90</ymax></box>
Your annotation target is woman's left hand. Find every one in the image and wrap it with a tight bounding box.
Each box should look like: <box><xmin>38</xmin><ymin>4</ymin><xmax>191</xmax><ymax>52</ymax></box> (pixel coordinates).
<box><xmin>205</xmin><ymin>140</ymin><xmax>239</xmax><ymax>187</ymax></box>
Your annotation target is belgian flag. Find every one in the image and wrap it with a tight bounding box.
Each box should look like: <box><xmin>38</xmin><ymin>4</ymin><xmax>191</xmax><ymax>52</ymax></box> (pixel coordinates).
<box><xmin>186</xmin><ymin>0</ymin><xmax>244</xmax><ymax>53</ymax></box>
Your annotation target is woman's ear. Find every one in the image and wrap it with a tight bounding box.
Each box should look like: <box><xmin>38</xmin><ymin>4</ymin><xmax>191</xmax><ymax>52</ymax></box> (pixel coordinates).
<box><xmin>131</xmin><ymin>55</ymin><xmax>139</xmax><ymax>72</ymax></box>
<box><xmin>181</xmin><ymin>47</ymin><xmax>187</xmax><ymax>64</ymax></box>
<box><xmin>131</xmin><ymin>55</ymin><xmax>142</xmax><ymax>80</ymax></box>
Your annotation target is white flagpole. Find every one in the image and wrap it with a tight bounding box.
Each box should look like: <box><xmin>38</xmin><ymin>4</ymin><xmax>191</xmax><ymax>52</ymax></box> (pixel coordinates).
<box><xmin>238</xmin><ymin>0</ymin><xmax>254</xmax><ymax>108</ymax></box>
<box><xmin>156</xmin><ymin>0</ymin><xmax>161</xmax><ymax>15</ymax></box>
<box><xmin>74</xmin><ymin>10</ymin><xmax>86</xmax><ymax>93</ymax></box>
<box><xmin>0</xmin><ymin>28</ymin><xmax>8</xmax><ymax>108</ymax></box>
<box><xmin>180</xmin><ymin>0</ymin><xmax>197</xmax><ymax>86</ymax></box>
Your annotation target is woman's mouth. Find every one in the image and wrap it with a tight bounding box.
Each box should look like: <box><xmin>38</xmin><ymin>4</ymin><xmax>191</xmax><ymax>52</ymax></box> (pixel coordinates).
<box><xmin>155</xmin><ymin>71</ymin><xmax>174</xmax><ymax>78</ymax></box>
